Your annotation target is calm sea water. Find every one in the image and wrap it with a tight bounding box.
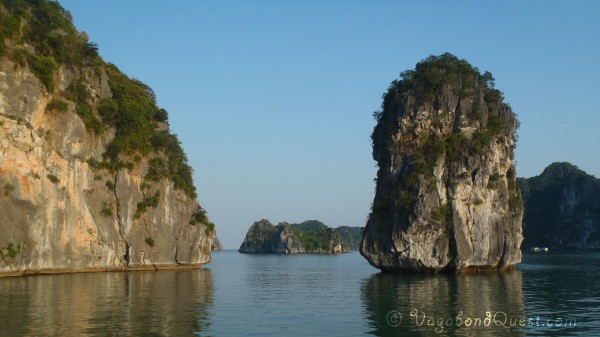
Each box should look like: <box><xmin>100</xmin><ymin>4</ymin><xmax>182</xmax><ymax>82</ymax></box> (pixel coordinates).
<box><xmin>0</xmin><ymin>251</ymin><xmax>598</xmax><ymax>336</ymax></box>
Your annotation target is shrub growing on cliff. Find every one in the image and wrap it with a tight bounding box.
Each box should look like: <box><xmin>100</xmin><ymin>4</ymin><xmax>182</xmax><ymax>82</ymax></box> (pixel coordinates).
<box><xmin>135</xmin><ymin>191</ymin><xmax>160</xmax><ymax>219</ymax></box>
<box><xmin>101</xmin><ymin>202</ymin><xmax>113</xmax><ymax>217</ymax></box>
<box><xmin>509</xmin><ymin>194</ymin><xmax>523</xmax><ymax>212</ymax></box>
<box><xmin>28</xmin><ymin>54</ymin><xmax>57</xmax><ymax>91</ymax></box>
<box><xmin>144</xmin><ymin>237</ymin><xmax>155</xmax><ymax>247</ymax></box>
<box><xmin>66</xmin><ymin>80</ymin><xmax>92</xmax><ymax>103</ymax></box>
<box><xmin>10</xmin><ymin>48</ymin><xmax>29</xmax><ymax>68</ymax></box>
<box><xmin>46</xmin><ymin>174</ymin><xmax>59</xmax><ymax>184</ymax></box>
<box><xmin>0</xmin><ymin>242</ymin><xmax>26</xmax><ymax>264</ymax></box>
<box><xmin>190</xmin><ymin>207</ymin><xmax>208</xmax><ymax>225</ymax></box>
<box><xmin>105</xmin><ymin>180</ymin><xmax>115</xmax><ymax>190</ymax></box>
<box><xmin>97</xmin><ymin>98</ymin><xmax>119</xmax><ymax>126</ymax></box>
<box><xmin>46</xmin><ymin>98</ymin><xmax>69</xmax><ymax>113</ymax></box>
<box><xmin>155</xmin><ymin>108</ymin><xmax>169</xmax><ymax>123</ymax></box>
<box><xmin>145</xmin><ymin>157</ymin><xmax>169</xmax><ymax>182</ymax></box>
<box><xmin>0</xmin><ymin>34</ymin><xmax>6</xmax><ymax>58</ymax></box>
<box><xmin>4</xmin><ymin>183</ymin><xmax>15</xmax><ymax>196</ymax></box>
<box><xmin>431</xmin><ymin>203</ymin><xmax>453</xmax><ymax>223</ymax></box>
<box><xmin>205</xmin><ymin>222</ymin><xmax>215</xmax><ymax>236</ymax></box>
<box><xmin>102</xmin><ymin>65</ymin><xmax>197</xmax><ymax>198</ymax></box>
<box><xmin>75</xmin><ymin>103</ymin><xmax>104</xmax><ymax>134</ymax></box>
<box><xmin>150</xmin><ymin>131</ymin><xmax>197</xmax><ymax>198</ymax></box>
<box><xmin>0</xmin><ymin>11</ymin><xmax>20</xmax><ymax>41</ymax></box>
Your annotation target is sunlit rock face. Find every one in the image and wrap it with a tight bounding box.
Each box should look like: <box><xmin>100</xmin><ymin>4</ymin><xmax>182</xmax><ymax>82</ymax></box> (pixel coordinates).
<box><xmin>361</xmin><ymin>53</ymin><xmax>523</xmax><ymax>272</ymax></box>
<box><xmin>0</xmin><ymin>1</ymin><xmax>214</xmax><ymax>276</ymax></box>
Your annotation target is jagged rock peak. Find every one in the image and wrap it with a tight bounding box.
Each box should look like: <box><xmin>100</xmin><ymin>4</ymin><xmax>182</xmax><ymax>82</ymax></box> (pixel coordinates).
<box><xmin>538</xmin><ymin>162</ymin><xmax>590</xmax><ymax>180</ymax></box>
<box><xmin>361</xmin><ymin>53</ymin><xmax>523</xmax><ymax>272</ymax></box>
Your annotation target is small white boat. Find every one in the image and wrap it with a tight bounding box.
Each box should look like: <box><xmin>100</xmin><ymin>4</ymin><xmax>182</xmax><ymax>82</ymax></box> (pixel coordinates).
<box><xmin>530</xmin><ymin>247</ymin><xmax>549</xmax><ymax>252</ymax></box>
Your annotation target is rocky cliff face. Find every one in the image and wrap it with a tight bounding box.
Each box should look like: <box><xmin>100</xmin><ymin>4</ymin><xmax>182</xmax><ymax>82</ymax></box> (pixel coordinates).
<box><xmin>518</xmin><ymin>162</ymin><xmax>600</xmax><ymax>249</ymax></box>
<box><xmin>361</xmin><ymin>53</ymin><xmax>523</xmax><ymax>272</ymax></box>
<box><xmin>0</xmin><ymin>1</ymin><xmax>214</xmax><ymax>276</ymax></box>
<box><xmin>211</xmin><ymin>237</ymin><xmax>223</xmax><ymax>251</ymax></box>
<box><xmin>335</xmin><ymin>226</ymin><xmax>364</xmax><ymax>251</ymax></box>
<box><xmin>238</xmin><ymin>220</ymin><xmax>349</xmax><ymax>254</ymax></box>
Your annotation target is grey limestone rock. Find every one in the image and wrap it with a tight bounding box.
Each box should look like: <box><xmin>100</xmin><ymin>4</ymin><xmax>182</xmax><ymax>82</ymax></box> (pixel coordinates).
<box><xmin>239</xmin><ymin>219</ymin><xmax>349</xmax><ymax>254</ymax></box>
<box><xmin>211</xmin><ymin>236</ymin><xmax>223</xmax><ymax>251</ymax></box>
<box><xmin>360</xmin><ymin>54</ymin><xmax>523</xmax><ymax>272</ymax></box>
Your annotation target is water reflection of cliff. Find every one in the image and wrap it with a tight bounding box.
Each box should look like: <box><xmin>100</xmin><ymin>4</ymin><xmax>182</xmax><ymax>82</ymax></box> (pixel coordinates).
<box><xmin>361</xmin><ymin>271</ymin><xmax>526</xmax><ymax>337</ymax></box>
<box><xmin>0</xmin><ymin>269</ymin><xmax>213</xmax><ymax>336</ymax></box>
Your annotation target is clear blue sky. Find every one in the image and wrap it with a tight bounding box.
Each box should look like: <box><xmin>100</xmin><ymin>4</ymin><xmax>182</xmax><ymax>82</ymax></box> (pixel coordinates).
<box><xmin>59</xmin><ymin>0</ymin><xmax>600</xmax><ymax>249</ymax></box>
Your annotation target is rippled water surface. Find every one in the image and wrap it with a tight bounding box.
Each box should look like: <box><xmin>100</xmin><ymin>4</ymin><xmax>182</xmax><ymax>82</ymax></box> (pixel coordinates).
<box><xmin>0</xmin><ymin>251</ymin><xmax>598</xmax><ymax>336</ymax></box>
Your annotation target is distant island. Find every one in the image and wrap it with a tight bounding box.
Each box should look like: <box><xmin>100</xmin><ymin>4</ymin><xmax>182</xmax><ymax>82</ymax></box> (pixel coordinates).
<box><xmin>518</xmin><ymin>162</ymin><xmax>600</xmax><ymax>249</ymax></box>
<box><xmin>239</xmin><ymin>220</ymin><xmax>363</xmax><ymax>254</ymax></box>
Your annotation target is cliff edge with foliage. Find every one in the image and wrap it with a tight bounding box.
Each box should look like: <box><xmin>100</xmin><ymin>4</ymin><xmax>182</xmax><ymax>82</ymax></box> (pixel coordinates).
<box><xmin>360</xmin><ymin>53</ymin><xmax>523</xmax><ymax>272</ymax></box>
<box><xmin>518</xmin><ymin>162</ymin><xmax>600</xmax><ymax>249</ymax></box>
<box><xmin>0</xmin><ymin>0</ymin><xmax>215</xmax><ymax>276</ymax></box>
<box><xmin>239</xmin><ymin>220</ymin><xmax>361</xmax><ymax>254</ymax></box>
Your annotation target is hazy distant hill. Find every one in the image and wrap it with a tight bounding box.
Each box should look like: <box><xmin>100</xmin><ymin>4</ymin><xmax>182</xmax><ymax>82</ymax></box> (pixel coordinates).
<box><xmin>518</xmin><ymin>162</ymin><xmax>600</xmax><ymax>249</ymax></box>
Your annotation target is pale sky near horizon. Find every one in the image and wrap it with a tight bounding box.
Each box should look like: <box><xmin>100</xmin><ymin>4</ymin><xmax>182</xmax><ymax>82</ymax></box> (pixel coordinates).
<box><xmin>58</xmin><ymin>0</ymin><xmax>600</xmax><ymax>249</ymax></box>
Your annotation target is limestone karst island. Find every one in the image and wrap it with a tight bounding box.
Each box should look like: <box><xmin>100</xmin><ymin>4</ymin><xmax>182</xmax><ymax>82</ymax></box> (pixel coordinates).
<box><xmin>360</xmin><ymin>53</ymin><xmax>523</xmax><ymax>272</ymax></box>
<box><xmin>239</xmin><ymin>219</ymin><xmax>363</xmax><ymax>254</ymax></box>
<box><xmin>0</xmin><ymin>1</ymin><xmax>215</xmax><ymax>276</ymax></box>
<box><xmin>519</xmin><ymin>162</ymin><xmax>600</xmax><ymax>249</ymax></box>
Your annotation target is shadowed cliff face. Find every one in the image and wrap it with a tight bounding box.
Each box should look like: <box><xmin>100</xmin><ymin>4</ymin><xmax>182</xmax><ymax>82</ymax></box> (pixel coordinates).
<box><xmin>361</xmin><ymin>53</ymin><xmax>523</xmax><ymax>272</ymax></box>
<box><xmin>518</xmin><ymin>162</ymin><xmax>600</xmax><ymax>249</ymax></box>
<box><xmin>0</xmin><ymin>1</ymin><xmax>214</xmax><ymax>275</ymax></box>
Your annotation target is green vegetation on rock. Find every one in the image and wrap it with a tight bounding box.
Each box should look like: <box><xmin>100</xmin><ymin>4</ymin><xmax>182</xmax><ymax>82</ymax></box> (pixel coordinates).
<box><xmin>28</xmin><ymin>54</ymin><xmax>58</xmax><ymax>91</ymax></box>
<box><xmin>188</xmin><ymin>206</ymin><xmax>215</xmax><ymax>235</ymax></box>
<box><xmin>289</xmin><ymin>221</ymin><xmax>363</xmax><ymax>252</ymax></box>
<box><xmin>0</xmin><ymin>0</ymin><xmax>100</xmax><ymax>90</ymax></box>
<box><xmin>0</xmin><ymin>0</ymin><xmax>198</xmax><ymax>199</ymax></box>
<box><xmin>3</xmin><ymin>183</ymin><xmax>14</xmax><ymax>196</ymax></box>
<box><xmin>362</xmin><ymin>53</ymin><xmax>522</xmax><ymax>271</ymax></box>
<box><xmin>0</xmin><ymin>0</ymin><xmax>215</xmax><ymax>274</ymax></box>
<box><xmin>46</xmin><ymin>97</ymin><xmax>68</xmax><ymax>113</ymax></box>
<box><xmin>239</xmin><ymin>219</ymin><xmax>363</xmax><ymax>254</ymax></box>
<box><xmin>334</xmin><ymin>226</ymin><xmax>364</xmax><ymax>251</ymax></box>
<box><xmin>135</xmin><ymin>191</ymin><xmax>160</xmax><ymax>219</ymax></box>
<box><xmin>370</xmin><ymin>53</ymin><xmax>520</xmax><ymax>219</ymax></box>
<box><xmin>101</xmin><ymin>201</ymin><xmax>113</xmax><ymax>217</ymax></box>
<box><xmin>144</xmin><ymin>237</ymin><xmax>155</xmax><ymax>247</ymax></box>
<box><xmin>0</xmin><ymin>242</ymin><xmax>26</xmax><ymax>265</ymax></box>
<box><xmin>46</xmin><ymin>173</ymin><xmax>59</xmax><ymax>184</ymax></box>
